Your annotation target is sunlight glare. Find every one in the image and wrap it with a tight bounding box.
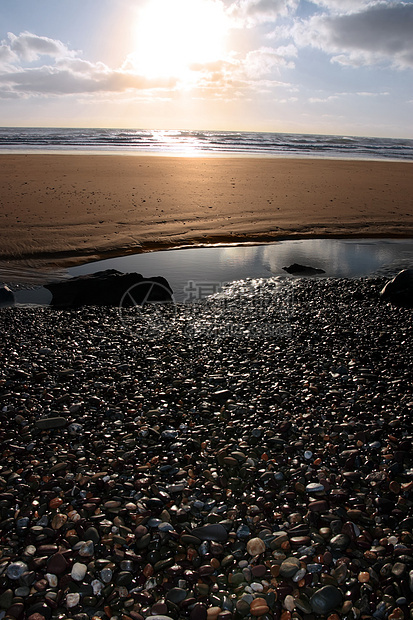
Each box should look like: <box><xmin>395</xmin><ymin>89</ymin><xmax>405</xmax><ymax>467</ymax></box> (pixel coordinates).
<box><xmin>133</xmin><ymin>0</ymin><xmax>228</xmax><ymax>79</ymax></box>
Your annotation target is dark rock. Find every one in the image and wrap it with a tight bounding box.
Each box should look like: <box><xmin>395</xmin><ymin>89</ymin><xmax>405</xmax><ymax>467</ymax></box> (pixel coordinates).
<box><xmin>45</xmin><ymin>269</ymin><xmax>173</xmax><ymax>308</ymax></box>
<box><xmin>35</xmin><ymin>417</ymin><xmax>67</xmax><ymax>430</ymax></box>
<box><xmin>380</xmin><ymin>268</ymin><xmax>413</xmax><ymax>307</ymax></box>
<box><xmin>310</xmin><ymin>585</ymin><xmax>343</xmax><ymax>615</ymax></box>
<box><xmin>47</xmin><ymin>552</ymin><xmax>69</xmax><ymax>575</ymax></box>
<box><xmin>0</xmin><ymin>589</ymin><xmax>13</xmax><ymax>609</ymax></box>
<box><xmin>283</xmin><ymin>263</ymin><xmax>325</xmax><ymax>275</ymax></box>
<box><xmin>191</xmin><ymin>524</ymin><xmax>229</xmax><ymax>542</ymax></box>
<box><xmin>330</xmin><ymin>534</ymin><xmax>351</xmax><ymax>550</ymax></box>
<box><xmin>279</xmin><ymin>557</ymin><xmax>301</xmax><ymax>578</ymax></box>
<box><xmin>166</xmin><ymin>588</ymin><xmax>187</xmax><ymax>604</ymax></box>
<box><xmin>0</xmin><ymin>285</ymin><xmax>15</xmax><ymax>307</ymax></box>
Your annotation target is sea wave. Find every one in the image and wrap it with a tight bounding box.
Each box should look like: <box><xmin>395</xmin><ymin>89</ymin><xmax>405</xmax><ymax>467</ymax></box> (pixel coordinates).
<box><xmin>0</xmin><ymin>127</ymin><xmax>412</xmax><ymax>160</ymax></box>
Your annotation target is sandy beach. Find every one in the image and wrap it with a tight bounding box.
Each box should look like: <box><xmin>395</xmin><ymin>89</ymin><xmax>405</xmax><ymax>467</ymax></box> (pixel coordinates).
<box><xmin>1</xmin><ymin>154</ymin><xmax>413</xmax><ymax>268</ymax></box>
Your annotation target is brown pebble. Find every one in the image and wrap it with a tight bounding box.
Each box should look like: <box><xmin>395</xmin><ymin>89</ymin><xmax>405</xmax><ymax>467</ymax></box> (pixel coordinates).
<box><xmin>389</xmin><ymin>481</ymin><xmax>400</xmax><ymax>493</ymax></box>
<box><xmin>358</xmin><ymin>572</ymin><xmax>370</xmax><ymax>582</ymax></box>
<box><xmin>250</xmin><ymin>598</ymin><xmax>269</xmax><ymax>616</ymax></box>
<box><xmin>49</xmin><ymin>497</ymin><xmax>63</xmax><ymax>509</ymax></box>
<box><xmin>271</xmin><ymin>565</ymin><xmax>280</xmax><ymax>577</ymax></box>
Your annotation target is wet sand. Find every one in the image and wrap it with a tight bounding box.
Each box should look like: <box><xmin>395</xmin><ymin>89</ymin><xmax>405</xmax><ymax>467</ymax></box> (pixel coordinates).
<box><xmin>1</xmin><ymin>154</ymin><xmax>412</xmax><ymax>268</ymax></box>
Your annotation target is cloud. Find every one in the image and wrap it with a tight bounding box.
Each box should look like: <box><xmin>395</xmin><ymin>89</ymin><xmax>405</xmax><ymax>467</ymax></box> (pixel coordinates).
<box><xmin>292</xmin><ymin>2</ymin><xmax>413</xmax><ymax>69</ymax></box>
<box><xmin>0</xmin><ymin>62</ymin><xmax>177</xmax><ymax>97</ymax></box>
<box><xmin>0</xmin><ymin>44</ymin><xmax>18</xmax><ymax>66</ymax></box>
<box><xmin>244</xmin><ymin>45</ymin><xmax>297</xmax><ymax>76</ymax></box>
<box><xmin>309</xmin><ymin>0</ymin><xmax>379</xmax><ymax>12</ymax></box>
<box><xmin>0</xmin><ymin>28</ymin><xmax>296</xmax><ymax>101</ymax></box>
<box><xmin>185</xmin><ymin>46</ymin><xmax>297</xmax><ymax>99</ymax></box>
<box><xmin>226</xmin><ymin>0</ymin><xmax>298</xmax><ymax>27</ymax></box>
<box><xmin>5</xmin><ymin>31</ymin><xmax>77</xmax><ymax>62</ymax></box>
<box><xmin>0</xmin><ymin>31</ymin><xmax>180</xmax><ymax>98</ymax></box>
<box><xmin>308</xmin><ymin>90</ymin><xmax>390</xmax><ymax>103</ymax></box>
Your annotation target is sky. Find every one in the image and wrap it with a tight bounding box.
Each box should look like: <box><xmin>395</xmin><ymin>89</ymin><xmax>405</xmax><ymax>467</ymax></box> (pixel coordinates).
<box><xmin>0</xmin><ymin>0</ymin><xmax>412</xmax><ymax>137</ymax></box>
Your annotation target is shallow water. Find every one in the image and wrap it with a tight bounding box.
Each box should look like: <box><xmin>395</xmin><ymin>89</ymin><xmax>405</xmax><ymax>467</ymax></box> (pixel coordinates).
<box><xmin>5</xmin><ymin>238</ymin><xmax>413</xmax><ymax>306</ymax></box>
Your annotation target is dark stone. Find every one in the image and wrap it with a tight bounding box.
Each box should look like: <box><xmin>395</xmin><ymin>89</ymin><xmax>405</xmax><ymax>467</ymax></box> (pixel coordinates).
<box><xmin>45</xmin><ymin>269</ymin><xmax>173</xmax><ymax>308</ymax></box>
<box><xmin>47</xmin><ymin>552</ymin><xmax>69</xmax><ymax>575</ymax></box>
<box><xmin>283</xmin><ymin>263</ymin><xmax>325</xmax><ymax>275</ymax></box>
<box><xmin>310</xmin><ymin>585</ymin><xmax>343</xmax><ymax>615</ymax></box>
<box><xmin>380</xmin><ymin>268</ymin><xmax>413</xmax><ymax>307</ymax></box>
<box><xmin>166</xmin><ymin>588</ymin><xmax>187</xmax><ymax>604</ymax></box>
<box><xmin>330</xmin><ymin>534</ymin><xmax>351</xmax><ymax>550</ymax></box>
<box><xmin>35</xmin><ymin>417</ymin><xmax>67</xmax><ymax>430</ymax></box>
<box><xmin>0</xmin><ymin>285</ymin><xmax>15</xmax><ymax>307</ymax></box>
<box><xmin>190</xmin><ymin>603</ymin><xmax>207</xmax><ymax>620</ymax></box>
<box><xmin>26</xmin><ymin>603</ymin><xmax>52</xmax><ymax>620</ymax></box>
<box><xmin>279</xmin><ymin>557</ymin><xmax>301</xmax><ymax>578</ymax></box>
<box><xmin>191</xmin><ymin>524</ymin><xmax>229</xmax><ymax>542</ymax></box>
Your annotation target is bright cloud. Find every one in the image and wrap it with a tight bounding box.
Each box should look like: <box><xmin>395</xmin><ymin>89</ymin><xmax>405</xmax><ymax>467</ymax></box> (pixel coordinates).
<box><xmin>291</xmin><ymin>2</ymin><xmax>413</xmax><ymax>69</ymax></box>
<box><xmin>244</xmin><ymin>46</ymin><xmax>297</xmax><ymax>77</ymax></box>
<box><xmin>226</xmin><ymin>0</ymin><xmax>298</xmax><ymax>26</ymax></box>
<box><xmin>309</xmin><ymin>0</ymin><xmax>379</xmax><ymax>12</ymax></box>
<box><xmin>0</xmin><ymin>25</ymin><xmax>297</xmax><ymax>100</ymax></box>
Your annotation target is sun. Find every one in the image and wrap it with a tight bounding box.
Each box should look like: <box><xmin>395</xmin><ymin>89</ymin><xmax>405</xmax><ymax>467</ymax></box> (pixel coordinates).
<box><xmin>133</xmin><ymin>0</ymin><xmax>228</xmax><ymax>79</ymax></box>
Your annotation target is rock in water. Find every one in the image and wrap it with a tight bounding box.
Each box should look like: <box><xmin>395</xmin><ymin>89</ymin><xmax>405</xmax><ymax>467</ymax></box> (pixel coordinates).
<box><xmin>45</xmin><ymin>269</ymin><xmax>173</xmax><ymax>308</ymax></box>
<box><xmin>283</xmin><ymin>263</ymin><xmax>325</xmax><ymax>275</ymax></box>
<box><xmin>0</xmin><ymin>285</ymin><xmax>15</xmax><ymax>307</ymax></box>
<box><xmin>380</xmin><ymin>268</ymin><xmax>413</xmax><ymax>307</ymax></box>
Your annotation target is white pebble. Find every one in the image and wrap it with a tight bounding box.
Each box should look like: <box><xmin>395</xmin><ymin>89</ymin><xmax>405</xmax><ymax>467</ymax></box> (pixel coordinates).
<box><xmin>293</xmin><ymin>568</ymin><xmax>307</xmax><ymax>582</ymax></box>
<box><xmin>66</xmin><ymin>592</ymin><xmax>80</xmax><ymax>608</ymax></box>
<box><xmin>306</xmin><ymin>482</ymin><xmax>325</xmax><ymax>493</ymax></box>
<box><xmin>45</xmin><ymin>573</ymin><xmax>58</xmax><ymax>587</ymax></box>
<box><xmin>284</xmin><ymin>595</ymin><xmax>295</xmax><ymax>611</ymax></box>
<box><xmin>71</xmin><ymin>562</ymin><xmax>87</xmax><ymax>582</ymax></box>
<box><xmin>92</xmin><ymin>579</ymin><xmax>104</xmax><ymax>595</ymax></box>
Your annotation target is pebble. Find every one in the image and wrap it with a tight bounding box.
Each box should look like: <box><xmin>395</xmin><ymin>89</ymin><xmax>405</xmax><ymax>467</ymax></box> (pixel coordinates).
<box><xmin>250</xmin><ymin>598</ymin><xmax>269</xmax><ymax>616</ymax></box>
<box><xmin>246</xmin><ymin>537</ymin><xmax>266</xmax><ymax>555</ymax></box>
<box><xmin>35</xmin><ymin>416</ymin><xmax>67</xmax><ymax>429</ymax></box>
<box><xmin>310</xmin><ymin>585</ymin><xmax>343</xmax><ymax>615</ymax></box>
<box><xmin>305</xmin><ymin>482</ymin><xmax>325</xmax><ymax>493</ymax></box>
<box><xmin>0</xmin><ymin>277</ymin><xmax>412</xmax><ymax>620</ymax></box>
<box><xmin>66</xmin><ymin>592</ymin><xmax>81</xmax><ymax>608</ymax></box>
<box><xmin>191</xmin><ymin>524</ymin><xmax>228</xmax><ymax>542</ymax></box>
<box><xmin>279</xmin><ymin>557</ymin><xmax>301</xmax><ymax>578</ymax></box>
<box><xmin>6</xmin><ymin>562</ymin><xmax>28</xmax><ymax>579</ymax></box>
<box><xmin>71</xmin><ymin>562</ymin><xmax>87</xmax><ymax>581</ymax></box>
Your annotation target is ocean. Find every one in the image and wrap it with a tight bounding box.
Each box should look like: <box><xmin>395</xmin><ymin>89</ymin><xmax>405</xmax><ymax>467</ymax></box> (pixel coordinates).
<box><xmin>0</xmin><ymin>127</ymin><xmax>412</xmax><ymax>160</ymax></box>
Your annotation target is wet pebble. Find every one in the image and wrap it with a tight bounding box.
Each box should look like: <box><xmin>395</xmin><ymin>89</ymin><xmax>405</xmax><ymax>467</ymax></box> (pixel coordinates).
<box><xmin>0</xmin><ymin>278</ymin><xmax>412</xmax><ymax>620</ymax></box>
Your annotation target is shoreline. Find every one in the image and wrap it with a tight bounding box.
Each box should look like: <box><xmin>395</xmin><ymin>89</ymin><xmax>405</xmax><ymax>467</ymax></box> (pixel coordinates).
<box><xmin>2</xmin><ymin>148</ymin><xmax>413</xmax><ymax>163</ymax></box>
<box><xmin>1</xmin><ymin>153</ymin><xmax>413</xmax><ymax>270</ymax></box>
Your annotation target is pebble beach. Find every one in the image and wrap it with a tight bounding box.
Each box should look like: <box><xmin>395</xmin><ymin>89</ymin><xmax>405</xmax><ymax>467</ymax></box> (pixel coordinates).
<box><xmin>0</xmin><ymin>276</ymin><xmax>412</xmax><ymax>620</ymax></box>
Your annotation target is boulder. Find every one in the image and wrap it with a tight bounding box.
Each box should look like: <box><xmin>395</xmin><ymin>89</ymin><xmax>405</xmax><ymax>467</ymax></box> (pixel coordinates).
<box><xmin>45</xmin><ymin>270</ymin><xmax>173</xmax><ymax>308</ymax></box>
<box><xmin>0</xmin><ymin>285</ymin><xmax>15</xmax><ymax>307</ymax></box>
<box><xmin>283</xmin><ymin>263</ymin><xmax>325</xmax><ymax>275</ymax></box>
<box><xmin>380</xmin><ymin>269</ymin><xmax>413</xmax><ymax>307</ymax></box>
